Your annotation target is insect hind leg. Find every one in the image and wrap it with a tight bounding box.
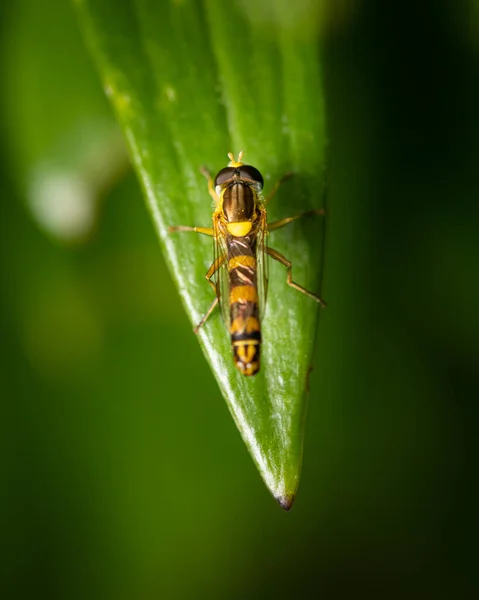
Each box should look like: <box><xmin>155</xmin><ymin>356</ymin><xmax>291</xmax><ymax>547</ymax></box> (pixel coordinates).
<box><xmin>194</xmin><ymin>297</ymin><xmax>219</xmax><ymax>334</ymax></box>
<box><xmin>193</xmin><ymin>254</ymin><xmax>225</xmax><ymax>333</ymax></box>
<box><xmin>265</xmin><ymin>247</ymin><xmax>326</xmax><ymax>307</ymax></box>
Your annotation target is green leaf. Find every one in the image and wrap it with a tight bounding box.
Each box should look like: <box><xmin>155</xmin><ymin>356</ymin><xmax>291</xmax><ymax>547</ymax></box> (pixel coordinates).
<box><xmin>74</xmin><ymin>0</ymin><xmax>327</xmax><ymax>509</ymax></box>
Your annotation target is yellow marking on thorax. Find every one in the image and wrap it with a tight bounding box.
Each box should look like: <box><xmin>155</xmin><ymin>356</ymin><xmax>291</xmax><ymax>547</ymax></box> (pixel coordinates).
<box><xmin>228</xmin><ymin>255</ymin><xmax>256</xmax><ymax>271</ymax></box>
<box><xmin>229</xmin><ymin>285</ymin><xmax>258</xmax><ymax>304</ymax></box>
<box><xmin>226</xmin><ymin>221</ymin><xmax>252</xmax><ymax>237</ymax></box>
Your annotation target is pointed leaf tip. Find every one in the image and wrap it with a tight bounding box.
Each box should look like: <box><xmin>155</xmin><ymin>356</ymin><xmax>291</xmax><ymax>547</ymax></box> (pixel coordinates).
<box><xmin>276</xmin><ymin>493</ymin><xmax>295</xmax><ymax>511</ymax></box>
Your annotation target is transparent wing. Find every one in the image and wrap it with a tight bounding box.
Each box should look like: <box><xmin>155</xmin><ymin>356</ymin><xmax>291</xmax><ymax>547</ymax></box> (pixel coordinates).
<box><xmin>256</xmin><ymin>210</ymin><xmax>269</xmax><ymax>319</ymax></box>
<box><xmin>221</xmin><ymin>212</ymin><xmax>269</xmax><ymax>321</ymax></box>
<box><xmin>212</xmin><ymin>211</ymin><xmax>269</xmax><ymax>328</ymax></box>
<box><xmin>212</xmin><ymin>220</ymin><xmax>230</xmax><ymax>328</ymax></box>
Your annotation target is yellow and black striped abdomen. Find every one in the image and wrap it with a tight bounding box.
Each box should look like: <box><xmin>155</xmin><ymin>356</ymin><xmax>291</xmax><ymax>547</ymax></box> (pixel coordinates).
<box><xmin>228</xmin><ymin>241</ymin><xmax>261</xmax><ymax>376</ymax></box>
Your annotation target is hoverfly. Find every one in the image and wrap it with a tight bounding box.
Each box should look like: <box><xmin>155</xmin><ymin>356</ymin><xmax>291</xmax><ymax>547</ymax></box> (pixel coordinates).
<box><xmin>170</xmin><ymin>152</ymin><xmax>325</xmax><ymax>376</ymax></box>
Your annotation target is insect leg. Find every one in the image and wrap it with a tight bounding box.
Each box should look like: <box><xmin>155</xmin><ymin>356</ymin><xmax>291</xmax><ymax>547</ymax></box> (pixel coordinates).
<box><xmin>200</xmin><ymin>165</ymin><xmax>219</xmax><ymax>203</ymax></box>
<box><xmin>168</xmin><ymin>225</ymin><xmax>214</xmax><ymax>236</ymax></box>
<box><xmin>193</xmin><ymin>297</ymin><xmax>219</xmax><ymax>334</ymax></box>
<box><xmin>265</xmin><ymin>246</ymin><xmax>326</xmax><ymax>307</ymax></box>
<box><xmin>194</xmin><ymin>254</ymin><xmax>225</xmax><ymax>333</ymax></box>
<box><xmin>268</xmin><ymin>209</ymin><xmax>324</xmax><ymax>232</ymax></box>
<box><xmin>265</xmin><ymin>172</ymin><xmax>294</xmax><ymax>204</ymax></box>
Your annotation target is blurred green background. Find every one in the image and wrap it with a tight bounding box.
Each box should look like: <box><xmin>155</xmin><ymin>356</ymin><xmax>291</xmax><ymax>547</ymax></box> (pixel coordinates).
<box><xmin>1</xmin><ymin>0</ymin><xmax>478</xmax><ymax>598</ymax></box>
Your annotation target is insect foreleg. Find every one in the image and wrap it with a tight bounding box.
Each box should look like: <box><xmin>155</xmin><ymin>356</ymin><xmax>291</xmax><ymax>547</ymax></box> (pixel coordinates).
<box><xmin>265</xmin><ymin>246</ymin><xmax>326</xmax><ymax>307</ymax></box>
<box><xmin>200</xmin><ymin>165</ymin><xmax>219</xmax><ymax>203</ymax></box>
<box><xmin>168</xmin><ymin>225</ymin><xmax>214</xmax><ymax>236</ymax></box>
<box><xmin>265</xmin><ymin>172</ymin><xmax>294</xmax><ymax>204</ymax></box>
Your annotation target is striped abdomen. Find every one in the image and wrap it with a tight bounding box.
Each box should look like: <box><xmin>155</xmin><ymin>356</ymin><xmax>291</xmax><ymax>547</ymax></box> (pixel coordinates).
<box><xmin>228</xmin><ymin>237</ymin><xmax>261</xmax><ymax>376</ymax></box>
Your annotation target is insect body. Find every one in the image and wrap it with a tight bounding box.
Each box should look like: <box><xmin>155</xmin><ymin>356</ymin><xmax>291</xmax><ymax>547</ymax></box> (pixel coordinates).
<box><xmin>170</xmin><ymin>152</ymin><xmax>325</xmax><ymax>376</ymax></box>
<box><xmin>221</xmin><ymin>163</ymin><xmax>263</xmax><ymax>375</ymax></box>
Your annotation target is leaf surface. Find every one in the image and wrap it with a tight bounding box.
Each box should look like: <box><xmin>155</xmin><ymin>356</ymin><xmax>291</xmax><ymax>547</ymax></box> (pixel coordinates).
<box><xmin>75</xmin><ymin>0</ymin><xmax>327</xmax><ymax>509</ymax></box>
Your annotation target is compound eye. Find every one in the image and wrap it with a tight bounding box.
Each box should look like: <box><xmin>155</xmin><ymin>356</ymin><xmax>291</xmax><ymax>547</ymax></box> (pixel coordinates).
<box><xmin>214</xmin><ymin>167</ymin><xmax>235</xmax><ymax>186</ymax></box>
<box><xmin>238</xmin><ymin>165</ymin><xmax>264</xmax><ymax>189</ymax></box>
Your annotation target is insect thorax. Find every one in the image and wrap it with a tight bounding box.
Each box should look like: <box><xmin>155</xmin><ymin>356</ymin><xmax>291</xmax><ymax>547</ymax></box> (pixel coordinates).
<box><xmin>222</xmin><ymin>182</ymin><xmax>257</xmax><ymax>223</ymax></box>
